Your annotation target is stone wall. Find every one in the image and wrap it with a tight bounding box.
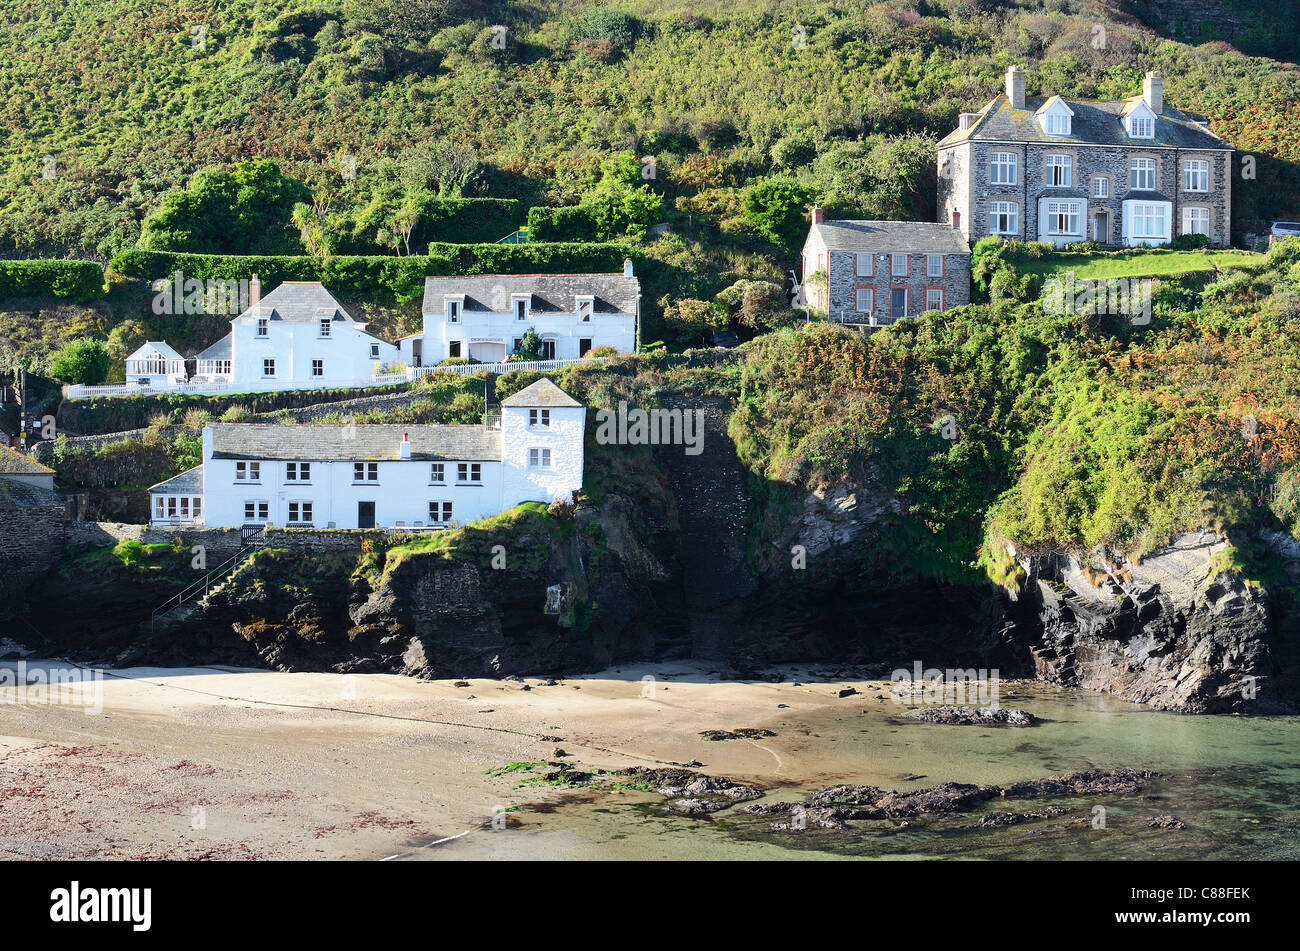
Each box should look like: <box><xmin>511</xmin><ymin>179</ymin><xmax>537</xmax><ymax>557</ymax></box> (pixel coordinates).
<box><xmin>827</xmin><ymin>249</ymin><xmax>971</xmax><ymax>320</ymax></box>
<box><xmin>0</xmin><ymin>501</ymin><xmax>67</xmax><ymax>603</ymax></box>
<box><xmin>64</xmin><ymin>520</ymin><xmax>392</xmax><ymax>555</ymax></box>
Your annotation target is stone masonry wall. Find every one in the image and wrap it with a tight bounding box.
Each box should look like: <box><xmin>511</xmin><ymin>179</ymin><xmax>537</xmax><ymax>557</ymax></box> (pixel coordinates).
<box><xmin>0</xmin><ymin>503</ymin><xmax>67</xmax><ymax>602</ymax></box>
<box><xmin>828</xmin><ymin>249</ymin><xmax>971</xmax><ymax>321</ymax></box>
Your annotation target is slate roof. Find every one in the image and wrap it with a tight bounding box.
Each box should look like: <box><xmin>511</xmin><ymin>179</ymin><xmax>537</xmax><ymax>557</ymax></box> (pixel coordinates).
<box><xmin>196</xmin><ymin>334</ymin><xmax>233</xmax><ymax>361</ymax></box>
<box><xmin>240</xmin><ymin>282</ymin><xmax>355</xmax><ymax>324</ymax></box>
<box><xmin>809</xmin><ymin>220</ymin><xmax>971</xmax><ymax>255</ymax></box>
<box><xmin>129</xmin><ymin>341</ymin><xmax>185</xmax><ymax>362</ymax></box>
<box><xmin>422</xmin><ymin>273</ymin><xmax>640</xmax><ymax>316</ymax></box>
<box><xmin>500</xmin><ymin>378</ymin><xmax>583</xmax><ymax>408</ymax></box>
<box><xmin>208</xmin><ymin>423</ymin><xmax>503</xmax><ymax>462</ymax></box>
<box><xmin>939</xmin><ymin>94</ymin><xmax>1233</xmax><ymax>151</ymax></box>
<box><xmin>149</xmin><ymin>465</ymin><xmax>204</xmax><ymax>495</ymax></box>
<box><xmin>0</xmin><ymin>475</ymin><xmax>61</xmax><ymax>509</ymax></box>
<box><xmin>0</xmin><ymin>443</ymin><xmax>54</xmax><ymax>476</ymax></box>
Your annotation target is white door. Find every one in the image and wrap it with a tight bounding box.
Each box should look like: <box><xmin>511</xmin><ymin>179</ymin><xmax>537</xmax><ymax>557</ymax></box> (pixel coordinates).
<box><xmin>469</xmin><ymin>341</ymin><xmax>506</xmax><ymax>363</ymax></box>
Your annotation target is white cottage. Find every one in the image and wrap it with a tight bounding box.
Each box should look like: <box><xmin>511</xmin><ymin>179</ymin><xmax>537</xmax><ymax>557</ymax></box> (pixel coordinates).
<box><xmin>401</xmin><ymin>262</ymin><xmax>640</xmax><ymax>368</ymax></box>
<box><xmin>191</xmin><ymin>280</ymin><xmax>400</xmax><ymax>388</ymax></box>
<box><xmin>149</xmin><ymin>378</ymin><xmax>586</xmax><ymax>529</ymax></box>
<box><xmin>124</xmin><ymin>341</ymin><xmax>187</xmax><ymax>388</ymax></box>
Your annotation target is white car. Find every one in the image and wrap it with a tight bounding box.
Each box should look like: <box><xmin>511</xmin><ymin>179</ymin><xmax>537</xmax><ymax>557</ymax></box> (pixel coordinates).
<box><xmin>1269</xmin><ymin>221</ymin><xmax>1300</xmax><ymax>238</ymax></box>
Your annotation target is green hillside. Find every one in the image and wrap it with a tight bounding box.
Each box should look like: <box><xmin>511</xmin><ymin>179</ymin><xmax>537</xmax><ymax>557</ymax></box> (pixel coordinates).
<box><xmin>1</xmin><ymin>0</ymin><xmax>1298</xmax><ymax>266</ymax></box>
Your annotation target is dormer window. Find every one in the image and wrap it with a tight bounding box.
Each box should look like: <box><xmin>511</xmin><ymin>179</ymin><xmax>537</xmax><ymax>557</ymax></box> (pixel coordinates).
<box><xmin>513</xmin><ymin>296</ymin><xmax>529</xmax><ymax>321</ymax></box>
<box><xmin>1125</xmin><ymin>103</ymin><xmax>1157</xmax><ymax>139</ymax></box>
<box><xmin>1038</xmin><ymin>98</ymin><xmax>1074</xmax><ymax>137</ymax></box>
<box><xmin>319</xmin><ymin>318</ymin><xmax>331</xmax><ymax>338</ymax></box>
<box><xmin>577</xmin><ymin>298</ymin><xmax>593</xmax><ymax>322</ymax></box>
<box><xmin>447</xmin><ymin>298</ymin><xmax>462</xmax><ymax>323</ymax></box>
<box><xmin>257</xmin><ymin>317</ymin><xmax>269</xmax><ymax>337</ymax></box>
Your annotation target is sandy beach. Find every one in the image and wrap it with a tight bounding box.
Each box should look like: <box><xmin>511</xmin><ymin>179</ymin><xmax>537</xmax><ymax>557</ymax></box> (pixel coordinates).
<box><xmin>1</xmin><ymin>660</ymin><xmax>929</xmax><ymax>860</ymax></box>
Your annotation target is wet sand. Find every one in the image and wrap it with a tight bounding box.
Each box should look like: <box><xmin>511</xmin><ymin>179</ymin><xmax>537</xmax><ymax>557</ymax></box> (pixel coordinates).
<box><xmin>0</xmin><ymin>660</ymin><xmax>934</xmax><ymax>859</ymax></box>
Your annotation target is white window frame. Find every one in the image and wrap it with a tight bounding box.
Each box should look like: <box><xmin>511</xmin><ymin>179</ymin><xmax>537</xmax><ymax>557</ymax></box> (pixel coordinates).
<box><xmin>1183</xmin><ymin>206</ymin><xmax>1211</xmax><ymax>237</ymax></box>
<box><xmin>1131</xmin><ymin>203</ymin><xmax>1168</xmax><ymax>240</ymax></box>
<box><xmin>447</xmin><ymin>299</ymin><xmax>461</xmax><ymax>323</ymax></box>
<box><xmin>429</xmin><ymin>501</ymin><xmax>453</xmax><ymax>524</ymax></box>
<box><xmin>989</xmin><ymin>201</ymin><xmax>1019</xmax><ymax>235</ymax></box>
<box><xmin>577</xmin><ymin>298</ymin><xmax>593</xmax><ymax>322</ymax></box>
<box><xmin>1046</xmin><ymin>154</ymin><xmax>1072</xmax><ymax>187</ymax></box>
<box><xmin>1127</xmin><ymin>116</ymin><xmax>1154</xmax><ymax>139</ymax></box>
<box><xmin>1046</xmin><ymin>113</ymin><xmax>1070</xmax><ymax>136</ymax></box>
<box><xmin>243</xmin><ymin>500</ymin><xmax>269</xmax><ymax>522</ymax></box>
<box><xmin>989</xmin><ymin>152</ymin><xmax>1017</xmax><ymax>185</ymax></box>
<box><xmin>312</xmin><ymin>359</ymin><xmax>323</xmax><ymax>377</ymax></box>
<box><xmin>528</xmin><ymin>447</ymin><xmax>552</xmax><ymax>469</ymax></box>
<box><xmin>430</xmin><ymin>463</ymin><xmax>445</xmax><ymax>484</ymax></box>
<box><xmin>235</xmin><ymin>462</ymin><xmax>260</xmax><ymax>483</ymax></box>
<box><xmin>262</xmin><ymin>358</ymin><xmax>275</xmax><ymax>377</ymax></box>
<box><xmin>457</xmin><ymin>462</ymin><xmax>482</xmax><ymax>484</ymax></box>
<box><xmin>855</xmin><ymin>288</ymin><xmax>874</xmax><ymax>313</ymax></box>
<box><xmin>529</xmin><ymin>409</ymin><xmax>551</xmax><ymax>428</ymax></box>
<box><xmin>1184</xmin><ymin>159</ymin><xmax>1209</xmax><ymax>193</ymax></box>
<box><xmin>1045</xmin><ymin>200</ymin><xmax>1083</xmax><ymax>237</ymax></box>
<box><xmin>854</xmin><ymin>253</ymin><xmax>873</xmax><ymax>277</ymax></box>
<box><xmin>890</xmin><ymin>254</ymin><xmax>908</xmax><ymax>277</ymax></box>
<box><xmin>925</xmin><ymin>288</ymin><xmax>944</xmax><ymax>312</ymax></box>
<box><xmin>287</xmin><ymin>501</ymin><xmax>313</xmax><ymax>525</ymax></box>
<box><xmin>257</xmin><ymin>318</ymin><xmax>269</xmax><ymax>337</ymax></box>
<box><xmin>926</xmin><ymin>254</ymin><xmax>943</xmax><ymax>278</ymax></box>
<box><xmin>1093</xmin><ymin>177</ymin><xmax>1110</xmax><ymax>198</ymax></box>
<box><xmin>1130</xmin><ymin>158</ymin><xmax>1156</xmax><ymax>191</ymax></box>
<box><xmin>353</xmin><ymin>462</ymin><xmax>379</xmax><ymax>483</ymax></box>
<box><xmin>319</xmin><ymin>318</ymin><xmax>331</xmax><ymax>338</ymax></box>
<box><xmin>285</xmin><ymin>462</ymin><xmax>311</xmax><ymax>483</ymax></box>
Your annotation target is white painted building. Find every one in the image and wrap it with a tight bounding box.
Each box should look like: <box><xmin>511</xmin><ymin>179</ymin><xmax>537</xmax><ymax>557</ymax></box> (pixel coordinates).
<box><xmin>148</xmin><ymin>378</ymin><xmax>586</xmax><ymax>530</ymax></box>
<box><xmin>401</xmin><ymin>262</ymin><xmax>640</xmax><ymax>368</ymax></box>
<box><xmin>192</xmin><ymin>280</ymin><xmax>400</xmax><ymax>388</ymax></box>
<box><xmin>124</xmin><ymin>341</ymin><xmax>187</xmax><ymax>388</ymax></box>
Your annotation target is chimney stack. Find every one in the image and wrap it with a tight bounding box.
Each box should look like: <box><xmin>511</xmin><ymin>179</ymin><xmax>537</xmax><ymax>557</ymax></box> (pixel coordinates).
<box><xmin>623</xmin><ymin>257</ymin><xmax>634</xmax><ymax>278</ymax></box>
<box><xmin>249</xmin><ymin>273</ymin><xmax>262</xmax><ymax>307</ymax></box>
<box><xmin>399</xmin><ymin>432</ymin><xmax>411</xmax><ymax>459</ymax></box>
<box><xmin>811</xmin><ymin>204</ymin><xmax>824</xmax><ymax>225</ymax></box>
<box><xmin>1143</xmin><ymin>70</ymin><xmax>1163</xmax><ymax>114</ymax></box>
<box><xmin>1006</xmin><ymin>65</ymin><xmax>1025</xmax><ymax>110</ymax></box>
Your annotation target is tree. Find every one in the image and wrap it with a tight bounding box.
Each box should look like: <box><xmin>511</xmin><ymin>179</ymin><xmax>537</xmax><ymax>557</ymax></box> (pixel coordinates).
<box><xmin>137</xmin><ymin>159</ymin><xmax>310</xmax><ymax>254</ymax></box>
<box><xmin>743</xmin><ymin>177</ymin><xmax>817</xmax><ymax>247</ymax></box>
<box><xmin>343</xmin><ymin>0</ymin><xmax>452</xmax><ymax>47</ymax></box>
<box><xmin>511</xmin><ymin>328</ymin><xmax>545</xmax><ymax>361</ymax></box>
<box><xmin>715</xmin><ymin>280</ymin><xmax>795</xmax><ymax>331</ymax></box>
<box><xmin>662</xmin><ymin>297</ymin><xmax>727</xmax><ymax>348</ymax></box>
<box><xmin>580</xmin><ymin>151</ymin><xmax>663</xmax><ymax>241</ymax></box>
<box><xmin>49</xmin><ymin>337</ymin><xmax>110</xmax><ymax>384</ymax></box>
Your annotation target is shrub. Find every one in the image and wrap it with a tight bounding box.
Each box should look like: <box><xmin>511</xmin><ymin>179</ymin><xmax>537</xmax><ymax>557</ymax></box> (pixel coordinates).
<box><xmin>219</xmin><ymin>405</ymin><xmax>252</xmax><ymax>422</ymax></box>
<box><xmin>0</xmin><ymin>260</ymin><xmax>104</xmax><ymax>303</ymax></box>
<box><xmin>49</xmin><ymin>337</ymin><xmax>111</xmax><ymax>384</ymax></box>
<box><xmin>743</xmin><ymin>177</ymin><xmax>817</xmax><ymax>247</ymax></box>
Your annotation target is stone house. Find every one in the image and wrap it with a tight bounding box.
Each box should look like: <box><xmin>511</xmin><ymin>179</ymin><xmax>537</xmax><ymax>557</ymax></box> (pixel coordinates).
<box><xmin>938</xmin><ymin>67</ymin><xmax>1234</xmax><ymax>247</ymax></box>
<box><xmin>0</xmin><ymin>444</ymin><xmax>55</xmax><ymax>492</ymax></box>
<box><xmin>404</xmin><ymin>261</ymin><xmax>640</xmax><ymax>367</ymax></box>
<box><xmin>149</xmin><ymin>378</ymin><xmax>585</xmax><ymax>530</ymax></box>
<box><xmin>801</xmin><ymin>210</ymin><xmax>972</xmax><ymax>324</ymax></box>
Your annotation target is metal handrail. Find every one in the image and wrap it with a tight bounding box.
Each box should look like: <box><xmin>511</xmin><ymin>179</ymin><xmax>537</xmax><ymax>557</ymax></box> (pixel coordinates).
<box><xmin>149</xmin><ymin>546</ymin><xmax>253</xmax><ymax>631</ymax></box>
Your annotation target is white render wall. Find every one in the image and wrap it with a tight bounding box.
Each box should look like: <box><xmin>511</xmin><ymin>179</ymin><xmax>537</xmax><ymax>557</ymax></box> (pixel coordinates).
<box><xmin>199</xmin><ymin>455</ymin><xmax>507</xmax><ymax>529</ymax></box>
<box><xmin>500</xmin><ymin>404</ymin><xmax>586</xmax><ymax>505</ymax></box>
<box><xmin>417</xmin><ymin>309</ymin><xmax>634</xmax><ymax>365</ymax></box>
<box><xmin>229</xmin><ymin>319</ymin><xmax>399</xmax><ymax>387</ymax></box>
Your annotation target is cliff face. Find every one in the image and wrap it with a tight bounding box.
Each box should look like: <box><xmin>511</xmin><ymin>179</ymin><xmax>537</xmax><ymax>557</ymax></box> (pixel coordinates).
<box><xmin>1005</xmin><ymin>532</ymin><xmax>1300</xmax><ymax>713</ymax></box>
<box><xmin>22</xmin><ymin>402</ymin><xmax>1300</xmax><ymax>714</ymax></box>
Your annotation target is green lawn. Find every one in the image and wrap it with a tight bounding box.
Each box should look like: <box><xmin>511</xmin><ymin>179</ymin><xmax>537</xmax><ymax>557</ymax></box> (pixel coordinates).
<box><xmin>1015</xmin><ymin>249</ymin><xmax>1265</xmax><ymax>281</ymax></box>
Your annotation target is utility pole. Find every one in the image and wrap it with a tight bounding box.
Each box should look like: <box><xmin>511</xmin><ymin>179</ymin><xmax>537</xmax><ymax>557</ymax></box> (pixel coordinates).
<box><xmin>17</xmin><ymin>367</ymin><xmax>26</xmax><ymax>450</ymax></box>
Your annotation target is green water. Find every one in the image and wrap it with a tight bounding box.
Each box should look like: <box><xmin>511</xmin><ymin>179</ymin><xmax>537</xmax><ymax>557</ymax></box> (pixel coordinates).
<box><xmin>418</xmin><ymin>682</ymin><xmax>1300</xmax><ymax>860</ymax></box>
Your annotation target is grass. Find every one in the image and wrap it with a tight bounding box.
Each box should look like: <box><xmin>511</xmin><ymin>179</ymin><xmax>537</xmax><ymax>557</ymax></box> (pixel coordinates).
<box><xmin>1014</xmin><ymin>249</ymin><xmax>1264</xmax><ymax>281</ymax></box>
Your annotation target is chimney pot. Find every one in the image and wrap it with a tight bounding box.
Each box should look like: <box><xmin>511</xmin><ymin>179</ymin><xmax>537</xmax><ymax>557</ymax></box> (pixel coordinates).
<box><xmin>1006</xmin><ymin>65</ymin><xmax>1025</xmax><ymax>110</ymax></box>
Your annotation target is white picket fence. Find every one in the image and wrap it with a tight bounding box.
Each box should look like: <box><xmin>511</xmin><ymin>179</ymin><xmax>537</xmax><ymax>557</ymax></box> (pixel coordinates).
<box><xmin>65</xmin><ymin>357</ymin><xmax>607</xmax><ymax>400</ymax></box>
